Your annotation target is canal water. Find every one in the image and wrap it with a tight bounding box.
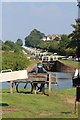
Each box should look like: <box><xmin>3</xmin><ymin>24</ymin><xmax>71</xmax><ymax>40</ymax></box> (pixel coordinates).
<box><xmin>52</xmin><ymin>72</ymin><xmax>73</xmax><ymax>89</ymax></box>
<box><xmin>1</xmin><ymin>72</ymin><xmax>73</xmax><ymax>89</ymax></box>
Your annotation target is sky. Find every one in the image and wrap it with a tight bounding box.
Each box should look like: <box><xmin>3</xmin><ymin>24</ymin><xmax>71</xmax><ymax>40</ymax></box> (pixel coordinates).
<box><xmin>0</xmin><ymin>0</ymin><xmax>77</xmax><ymax>2</ymax></box>
<box><xmin>0</xmin><ymin>1</ymin><xmax>78</xmax><ymax>44</ymax></box>
<box><xmin>0</xmin><ymin>2</ymin><xmax>2</xmax><ymax>40</ymax></box>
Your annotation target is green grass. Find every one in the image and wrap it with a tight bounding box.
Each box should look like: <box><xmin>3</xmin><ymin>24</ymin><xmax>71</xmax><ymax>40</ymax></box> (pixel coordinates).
<box><xmin>0</xmin><ymin>88</ymin><xmax>78</xmax><ymax>118</ymax></box>
<box><xmin>27</xmin><ymin>59</ymin><xmax>39</xmax><ymax>67</ymax></box>
<box><xmin>60</xmin><ymin>60</ymin><xmax>79</xmax><ymax>68</ymax></box>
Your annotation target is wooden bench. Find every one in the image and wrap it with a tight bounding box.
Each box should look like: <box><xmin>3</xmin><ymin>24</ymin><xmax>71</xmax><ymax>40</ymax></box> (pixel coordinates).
<box><xmin>28</xmin><ymin>73</ymin><xmax>48</xmax><ymax>94</ymax></box>
<box><xmin>0</xmin><ymin>70</ymin><xmax>57</xmax><ymax>95</ymax></box>
<box><xmin>12</xmin><ymin>73</ymin><xmax>48</xmax><ymax>94</ymax></box>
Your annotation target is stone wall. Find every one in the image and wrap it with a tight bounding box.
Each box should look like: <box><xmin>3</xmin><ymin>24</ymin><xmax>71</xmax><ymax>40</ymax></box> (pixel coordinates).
<box><xmin>55</xmin><ymin>60</ymin><xmax>76</xmax><ymax>73</ymax></box>
<box><xmin>42</xmin><ymin>60</ymin><xmax>77</xmax><ymax>73</ymax></box>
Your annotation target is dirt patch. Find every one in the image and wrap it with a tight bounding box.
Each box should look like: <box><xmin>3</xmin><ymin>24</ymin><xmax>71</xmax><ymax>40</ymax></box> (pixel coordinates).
<box><xmin>64</xmin><ymin>97</ymin><xmax>75</xmax><ymax>104</ymax></box>
<box><xmin>60</xmin><ymin>94</ymin><xmax>75</xmax><ymax>105</ymax></box>
<box><xmin>27</xmin><ymin>65</ymin><xmax>36</xmax><ymax>71</ymax></box>
<box><xmin>0</xmin><ymin>108</ymin><xmax>20</xmax><ymax>114</ymax></box>
<box><xmin>66</xmin><ymin>97</ymin><xmax>75</xmax><ymax>104</ymax></box>
<box><xmin>39</xmin><ymin>111</ymin><xmax>54</xmax><ymax>116</ymax></box>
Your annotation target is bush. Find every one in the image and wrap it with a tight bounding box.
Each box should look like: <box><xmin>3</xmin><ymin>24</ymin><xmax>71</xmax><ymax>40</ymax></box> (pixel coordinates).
<box><xmin>2</xmin><ymin>51</ymin><xmax>30</xmax><ymax>71</ymax></box>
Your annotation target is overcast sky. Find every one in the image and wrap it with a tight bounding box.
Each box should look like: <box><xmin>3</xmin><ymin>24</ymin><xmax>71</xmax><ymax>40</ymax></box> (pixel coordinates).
<box><xmin>1</xmin><ymin>1</ymin><xmax>78</xmax><ymax>44</ymax></box>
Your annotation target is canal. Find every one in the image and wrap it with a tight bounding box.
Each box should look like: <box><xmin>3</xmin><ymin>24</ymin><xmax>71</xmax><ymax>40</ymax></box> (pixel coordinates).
<box><xmin>52</xmin><ymin>72</ymin><xmax>73</xmax><ymax>89</ymax></box>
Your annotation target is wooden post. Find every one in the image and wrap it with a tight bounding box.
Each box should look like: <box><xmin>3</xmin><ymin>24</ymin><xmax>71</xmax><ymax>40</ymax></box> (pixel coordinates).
<box><xmin>33</xmin><ymin>83</ymin><xmax>37</xmax><ymax>94</ymax></box>
<box><xmin>48</xmin><ymin>73</ymin><xmax>51</xmax><ymax>96</ymax></box>
<box><xmin>42</xmin><ymin>82</ymin><xmax>45</xmax><ymax>94</ymax></box>
<box><xmin>74</xmin><ymin>99</ymin><xmax>77</xmax><ymax>113</ymax></box>
<box><xmin>10</xmin><ymin>81</ymin><xmax>13</xmax><ymax>94</ymax></box>
<box><xmin>74</xmin><ymin>86</ymin><xmax>80</xmax><ymax>113</ymax></box>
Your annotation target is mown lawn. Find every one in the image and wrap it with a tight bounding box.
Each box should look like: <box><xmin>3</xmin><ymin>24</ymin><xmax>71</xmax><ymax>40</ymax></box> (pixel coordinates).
<box><xmin>0</xmin><ymin>88</ymin><xmax>79</xmax><ymax>118</ymax></box>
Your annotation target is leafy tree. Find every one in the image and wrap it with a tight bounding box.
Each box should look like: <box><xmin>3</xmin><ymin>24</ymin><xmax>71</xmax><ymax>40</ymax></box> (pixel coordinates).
<box><xmin>60</xmin><ymin>34</ymin><xmax>70</xmax><ymax>48</ymax></box>
<box><xmin>2</xmin><ymin>40</ymin><xmax>22</xmax><ymax>52</ymax></box>
<box><xmin>16</xmin><ymin>39</ymin><xmax>23</xmax><ymax>46</ymax></box>
<box><xmin>2</xmin><ymin>44</ymin><xmax>11</xmax><ymax>51</ymax></box>
<box><xmin>38</xmin><ymin>40</ymin><xmax>59</xmax><ymax>53</ymax></box>
<box><xmin>68</xmin><ymin>18</ymin><xmax>80</xmax><ymax>57</ymax></box>
<box><xmin>25</xmin><ymin>29</ymin><xmax>45</xmax><ymax>47</ymax></box>
<box><xmin>2</xmin><ymin>51</ymin><xmax>29</xmax><ymax>71</ymax></box>
<box><xmin>2</xmin><ymin>40</ymin><xmax>31</xmax><ymax>71</ymax></box>
<box><xmin>65</xmin><ymin>48</ymin><xmax>76</xmax><ymax>56</ymax></box>
<box><xmin>48</xmin><ymin>41</ymin><xmax>59</xmax><ymax>53</ymax></box>
<box><xmin>54</xmin><ymin>37</ymin><xmax>59</xmax><ymax>41</ymax></box>
<box><xmin>0</xmin><ymin>40</ymin><xmax>2</xmax><ymax>50</ymax></box>
<box><xmin>38</xmin><ymin>41</ymin><xmax>50</xmax><ymax>50</ymax></box>
<box><xmin>58</xmin><ymin>34</ymin><xmax>71</xmax><ymax>55</ymax></box>
<box><xmin>3</xmin><ymin>40</ymin><xmax>16</xmax><ymax>50</ymax></box>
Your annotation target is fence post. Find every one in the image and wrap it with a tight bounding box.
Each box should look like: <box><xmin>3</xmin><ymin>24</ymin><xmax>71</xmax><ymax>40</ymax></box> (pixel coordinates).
<box><xmin>48</xmin><ymin>73</ymin><xmax>51</xmax><ymax>96</ymax></box>
<box><xmin>10</xmin><ymin>81</ymin><xmax>13</xmax><ymax>94</ymax></box>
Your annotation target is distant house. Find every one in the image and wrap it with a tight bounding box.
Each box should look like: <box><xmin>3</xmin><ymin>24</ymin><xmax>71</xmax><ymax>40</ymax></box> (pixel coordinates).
<box><xmin>42</xmin><ymin>36</ymin><xmax>51</xmax><ymax>41</ymax></box>
<box><xmin>46</xmin><ymin>36</ymin><xmax>51</xmax><ymax>41</ymax></box>
<box><xmin>42</xmin><ymin>36</ymin><xmax>47</xmax><ymax>41</ymax></box>
<box><xmin>47</xmin><ymin>34</ymin><xmax>52</xmax><ymax>40</ymax></box>
<box><xmin>41</xmin><ymin>34</ymin><xmax>61</xmax><ymax>41</ymax></box>
<box><xmin>52</xmin><ymin>34</ymin><xmax>61</xmax><ymax>41</ymax></box>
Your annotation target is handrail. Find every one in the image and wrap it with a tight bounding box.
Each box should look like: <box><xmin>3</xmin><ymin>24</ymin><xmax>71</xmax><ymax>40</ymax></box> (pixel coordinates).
<box><xmin>1</xmin><ymin>69</ymin><xmax>12</xmax><ymax>73</ymax></box>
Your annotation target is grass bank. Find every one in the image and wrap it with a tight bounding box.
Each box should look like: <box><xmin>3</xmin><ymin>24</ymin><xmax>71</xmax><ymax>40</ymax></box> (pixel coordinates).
<box><xmin>1</xmin><ymin>88</ymin><xmax>79</xmax><ymax>118</ymax></box>
<box><xmin>60</xmin><ymin>60</ymin><xmax>79</xmax><ymax>68</ymax></box>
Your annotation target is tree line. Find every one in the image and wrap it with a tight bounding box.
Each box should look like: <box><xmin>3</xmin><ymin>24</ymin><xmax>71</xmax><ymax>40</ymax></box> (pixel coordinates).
<box><xmin>1</xmin><ymin>18</ymin><xmax>80</xmax><ymax>71</ymax></box>
<box><xmin>25</xmin><ymin>29</ymin><xmax>75</xmax><ymax>56</ymax></box>
<box><xmin>25</xmin><ymin>18</ymin><xmax>80</xmax><ymax>57</ymax></box>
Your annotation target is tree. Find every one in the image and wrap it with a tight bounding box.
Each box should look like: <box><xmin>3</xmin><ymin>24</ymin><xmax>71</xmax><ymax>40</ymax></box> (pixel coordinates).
<box><xmin>68</xmin><ymin>18</ymin><xmax>80</xmax><ymax>57</ymax></box>
<box><xmin>2</xmin><ymin>44</ymin><xmax>11</xmax><ymax>51</ymax></box>
<box><xmin>2</xmin><ymin>40</ymin><xmax>23</xmax><ymax>52</ymax></box>
<box><xmin>58</xmin><ymin>34</ymin><xmax>71</xmax><ymax>55</ymax></box>
<box><xmin>2</xmin><ymin>50</ymin><xmax>29</xmax><ymax>71</ymax></box>
<box><xmin>2</xmin><ymin>40</ymin><xmax>16</xmax><ymax>50</ymax></box>
<box><xmin>25</xmin><ymin>29</ymin><xmax>45</xmax><ymax>47</ymax></box>
<box><xmin>16</xmin><ymin>39</ymin><xmax>23</xmax><ymax>46</ymax></box>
